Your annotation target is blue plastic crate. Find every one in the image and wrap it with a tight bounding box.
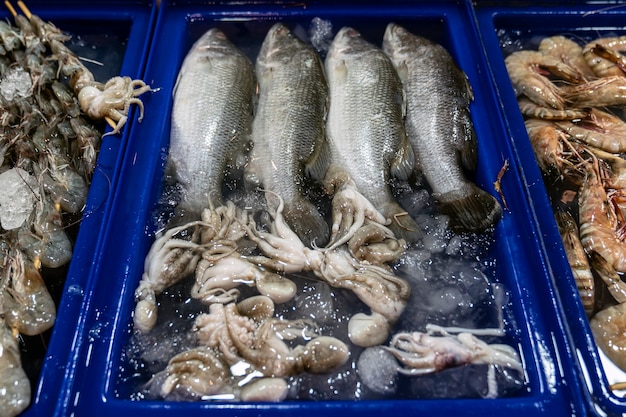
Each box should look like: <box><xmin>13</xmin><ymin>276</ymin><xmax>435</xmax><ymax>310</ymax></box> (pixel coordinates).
<box><xmin>474</xmin><ymin>3</ymin><xmax>626</xmax><ymax>416</ymax></box>
<box><xmin>0</xmin><ymin>1</ymin><xmax>156</xmax><ymax>416</ymax></box>
<box><xmin>57</xmin><ymin>1</ymin><xmax>587</xmax><ymax>416</ymax></box>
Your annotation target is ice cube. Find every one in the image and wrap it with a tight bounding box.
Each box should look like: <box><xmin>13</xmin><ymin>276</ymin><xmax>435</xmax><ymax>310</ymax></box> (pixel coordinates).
<box><xmin>356</xmin><ymin>346</ymin><xmax>399</xmax><ymax>396</ymax></box>
<box><xmin>0</xmin><ymin>66</ymin><xmax>32</xmax><ymax>101</ymax></box>
<box><xmin>0</xmin><ymin>167</ymin><xmax>38</xmax><ymax>230</ymax></box>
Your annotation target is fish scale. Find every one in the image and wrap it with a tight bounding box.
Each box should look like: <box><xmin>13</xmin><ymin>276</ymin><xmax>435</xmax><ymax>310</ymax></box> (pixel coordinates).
<box><xmin>168</xmin><ymin>28</ymin><xmax>256</xmax><ymax>220</ymax></box>
<box><xmin>324</xmin><ymin>26</ymin><xmax>420</xmax><ymax>243</ymax></box>
<box><xmin>248</xmin><ymin>23</ymin><xmax>330</xmax><ymax>247</ymax></box>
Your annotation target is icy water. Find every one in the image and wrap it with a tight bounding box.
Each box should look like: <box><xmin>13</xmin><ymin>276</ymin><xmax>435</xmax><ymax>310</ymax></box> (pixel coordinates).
<box><xmin>118</xmin><ymin>179</ymin><xmax>524</xmax><ymax>401</ymax></box>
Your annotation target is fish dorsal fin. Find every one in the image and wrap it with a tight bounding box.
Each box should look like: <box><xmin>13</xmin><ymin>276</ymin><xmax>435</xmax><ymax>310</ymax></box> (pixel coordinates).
<box><xmin>390</xmin><ymin>135</ymin><xmax>415</xmax><ymax>181</ymax></box>
<box><xmin>458</xmin><ymin>120</ymin><xmax>478</xmax><ymax>173</ymax></box>
<box><xmin>463</xmin><ymin>71</ymin><xmax>474</xmax><ymax>102</ymax></box>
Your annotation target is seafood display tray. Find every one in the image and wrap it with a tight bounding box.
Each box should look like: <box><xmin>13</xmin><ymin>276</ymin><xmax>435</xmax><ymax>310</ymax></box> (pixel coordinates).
<box><xmin>474</xmin><ymin>2</ymin><xmax>626</xmax><ymax>416</ymax></box>
<box><xmin>8</xmin><ymin>1</ymin><xmax>156</xmax><ymax>417</ymax></box>
<box><xmin>44</xmin><ymin>0</ymin><xmax>588</xmax><ymax>416</ymax></box>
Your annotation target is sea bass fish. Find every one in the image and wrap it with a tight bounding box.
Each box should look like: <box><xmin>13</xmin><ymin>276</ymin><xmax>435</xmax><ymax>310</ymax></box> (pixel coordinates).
<box><xmin>248</xmin><ymin>23</ymin><xmax>330</xmax><ymax>247</ymax></box>
<box><xmin>168</xmin><ymin>28</ymin><xmax>256</xmax><ymax>220</ymax></box>
<box><xmin>324</xmin><ymin>27</ymin><xmax>420</xmax><ymax>242</ymax></box>
<box><xmin>383</xmin><ymin>23</ymin><xmax>502</xmax><ymax>232</ymax></box>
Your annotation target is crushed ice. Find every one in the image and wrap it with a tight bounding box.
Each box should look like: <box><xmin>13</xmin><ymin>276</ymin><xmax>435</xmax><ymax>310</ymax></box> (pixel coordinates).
<box><xmin>308</xmin><ymin>17</ymin><xmax>334</xmax><ymax>56</ymax></box>
<box><xmin>0</xmin><ymin>167</ymin><xmax>38</xmax><ymax>230</ymax></box>
<box><xmin>0</xmin><ymin>66</ymin><xmax>32</xmax><ymax>102</ymax></box>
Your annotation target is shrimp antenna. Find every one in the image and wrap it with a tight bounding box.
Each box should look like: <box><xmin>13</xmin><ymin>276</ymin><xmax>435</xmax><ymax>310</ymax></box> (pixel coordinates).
<box><xmin>4</xmin><ymin>0</ymin><xmax>17</xmax><ymax>17</ymax></box>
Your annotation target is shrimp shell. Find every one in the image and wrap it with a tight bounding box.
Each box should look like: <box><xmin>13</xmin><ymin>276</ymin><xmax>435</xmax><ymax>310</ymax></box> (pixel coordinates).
<box><xmin>518</xmin><ymin>97</ymin><xmax>588</xmax><ymax>120</ymax></box>
<box><xmin>562</xmin><ymin>75</ymin><xmax>626</xmax><ymax>109</ymax></box>
<box><xmin>578</xmin><ymin>163</ymin><xmax>626</xmax><ymax>272</ymax></box>
<box><xmin>505</xmin><ymin>50</ymin><xmax>580</xmax><ymax>109</ymax></box>
<box><xmin>591</xmin><ymin>303</ymin><xmax>626</xmax><ymax>372</ymax></box>
<box><xmin>539</xmin><ymin>35</ymin><xmax>596</xmax><ymax>81</ymax></box>
<box><xmin>583</xmin><ymin>36</ymin><xmax>626</xmax><ymax>78</ymax></box>
<box><xmin>0</xmin><ymin>321</ymin><xmax>30</xmax><ymax>417</ymax></box>
<box><xmin>555</xmin><ymin>210</ymin><xmax>595</xmax><ymax>316</ymax></box>
<box><xmin>524</xmin><ymin>118</ymin><xmax>578</xmax><ymax>178</ymax></box>
<box><xmin>554</xmin><ymin>108</ymin><xmax>626</xmax><ymax>154</ymax></box>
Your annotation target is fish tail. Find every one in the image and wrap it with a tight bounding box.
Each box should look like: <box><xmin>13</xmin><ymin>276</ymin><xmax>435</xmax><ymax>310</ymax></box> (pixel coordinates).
<box><xmin>284</xmin><ymin>197</ymin><xmax>330</xmax><ymax>248</ymax></box>
<box><xmin>437</xmin><ymin>183</ymin><xmax>503</xmax><ymax>232</ymax></box>
<box><xmin>381</xmin><ymin>201</ymin><xmax>422</xmax><ymax>243</ymax></box>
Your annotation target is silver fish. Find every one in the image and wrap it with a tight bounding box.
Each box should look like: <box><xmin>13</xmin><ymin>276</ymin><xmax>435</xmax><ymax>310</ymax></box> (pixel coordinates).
<box><xmin>248</xmin><ymin>23</ymin><xmax>330</xmax><ymax>247</ymax></box>
<box><xmin>168</xmin><ymin>28</ymin><xmax>256</xmax><ymax>220</ymax></box>
<box><xmin>383</xmin><ymin>23</ymin><xmax>502</xmax><ymax>232</ymax></box>
<box><xmin>324</xmin><ymin>27</ymin><xmax>420</xmax><ymax>242</ymax></box>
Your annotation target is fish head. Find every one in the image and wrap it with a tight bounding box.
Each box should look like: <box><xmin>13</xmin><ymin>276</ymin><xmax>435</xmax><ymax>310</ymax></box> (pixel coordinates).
<box><xmin>327</xmin><ymin>27</ymin><xmax>368</xmax><ymax>58</ymax></box>
<box><xmin>257</xmin><ymin>23</ymin><xmax>304</xmax><ymax>67</ymax></box>
<box><xmin>324</xmin><ymin>27</ymin><xmax>370</xmax><ymax>78</ymax></box>
<box><xmin>383</xmin><ymin>23</ymin><xmax>435</xmax><ymax>63</ymax></box>
<box><xmin>193</xmin><ymin>28</ymin><xmax>235</xmax><ymax>56</ymax></box>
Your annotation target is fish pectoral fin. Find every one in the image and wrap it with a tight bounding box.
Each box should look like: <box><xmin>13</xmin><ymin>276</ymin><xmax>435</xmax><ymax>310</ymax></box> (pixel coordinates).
<box><xmin>462</xmin><ymin>71</ymin><xmax>474</xmax><ymax>102</ymax></box>
<box><xmin>458</xmin><ymin>132</ymin><xmax>478</xmax><ymax>174</ymax></box>
<box><xmin>331</xmin><ymin>59</ymin><xmax>348</xmax><ymax>78</ymax></box>
<box><xmin>304</xmin><ymin>139</ymin><xmax>330</xmax><ymax>181</ymax></box>
<box><xmin>389</xmin><ymin>137</ymin><xmax>415</xmax><ymax>181</ymax></box>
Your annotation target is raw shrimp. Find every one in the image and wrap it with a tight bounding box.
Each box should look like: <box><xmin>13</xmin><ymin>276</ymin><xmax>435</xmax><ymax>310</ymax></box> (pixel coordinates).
<box><xmin>578</xmin><ymin>162</ymin><xmax>626</xmax><ymax>272</ymax></box>
<box><xmin>2</xmin><ymin>248</ymin><xmax>56</xmax><ymax>335</ymax></box>
<box><xmin>562</xmin><ymin>75</ymin><xmax>626</xmax><ymax>108</ymax></box>
<box><xmin>587</xmin><ymin>146</ymin><xmax>626</xmax><ymax>189</ymax></box>
<box><xmin>11</xmin><ymin>2</ymin><xmax>152</xmax><ymax>135</ymax></box>
<box><xmin>0</xmin><ymin>321</ymin><xmax>31</xmax><ymax>417</ymax></box>
<box><xmin>583</xmin><ymin>36</ymin><xmax>626</xmax><ymax>78</ymax></box>
<box><xmin>0</xmin><ymin>20</ymin><xmax>23</xmax><ymax>53</ymax></box>
<box><xmin>69</xmin><ymin>117</ymin><xmax>102</xmax><ymax>178</ymax></box>
<box><xmin>591</xmin><ymin>303</ymin><xmax>626</xmax><ymax>372</ymax></box>
<box><xmin>554</xmin><ymin>108</ymin><xmax>626</xmax><ymax>153</ymax></box>
<box><xmin>590</xmin><ymin>251</ymin><xmax>626</xmax><ymax>304</ymax></box>
<box><xmin>518</xmin><ymin>97</ymin><xmax>588</xmax><ymax>120</ymax></box>
<box><xmin>17</xmin><ymin>191</ymin><xmax>72</xmax><ymax>268</ymax></box>
<box><xmin>555</xmin><ymin>210</ymin><xmax>595</xmax><ymax>316</ymax></box>
<box><xmin>41</xmin><ymin>164</ymin><xmax>88</xmax><ymax>214</ymax></box>
<box><xmin>524</xmin><ymin>118</ymin><xmax>580</xmax><ymax>178</ymax></box>
<box><xmin>505</xmin><ymin>49</ymin><xmax>581</xmax><ymax>109</ymax></box>
<box><xmin>539</xmin><ymin>35</ymin><xmax>596</xmax><ymax>81</ymax></box>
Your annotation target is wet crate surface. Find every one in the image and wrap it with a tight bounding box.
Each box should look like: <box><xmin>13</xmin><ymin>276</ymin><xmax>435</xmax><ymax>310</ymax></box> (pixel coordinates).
<box><xmin>1</xmin><ymin>1</ymin><xmax>155</xmax><ymax>416</ymax></box>
<box><xmin>474</xmin><ymin>3</ymin><xmax>626</xmax><ymax>416</ymax></box>
<box><xmin>59</xmin><ymin>1</ymin><xmax>584</xmax><ymax>416</ymax></box>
